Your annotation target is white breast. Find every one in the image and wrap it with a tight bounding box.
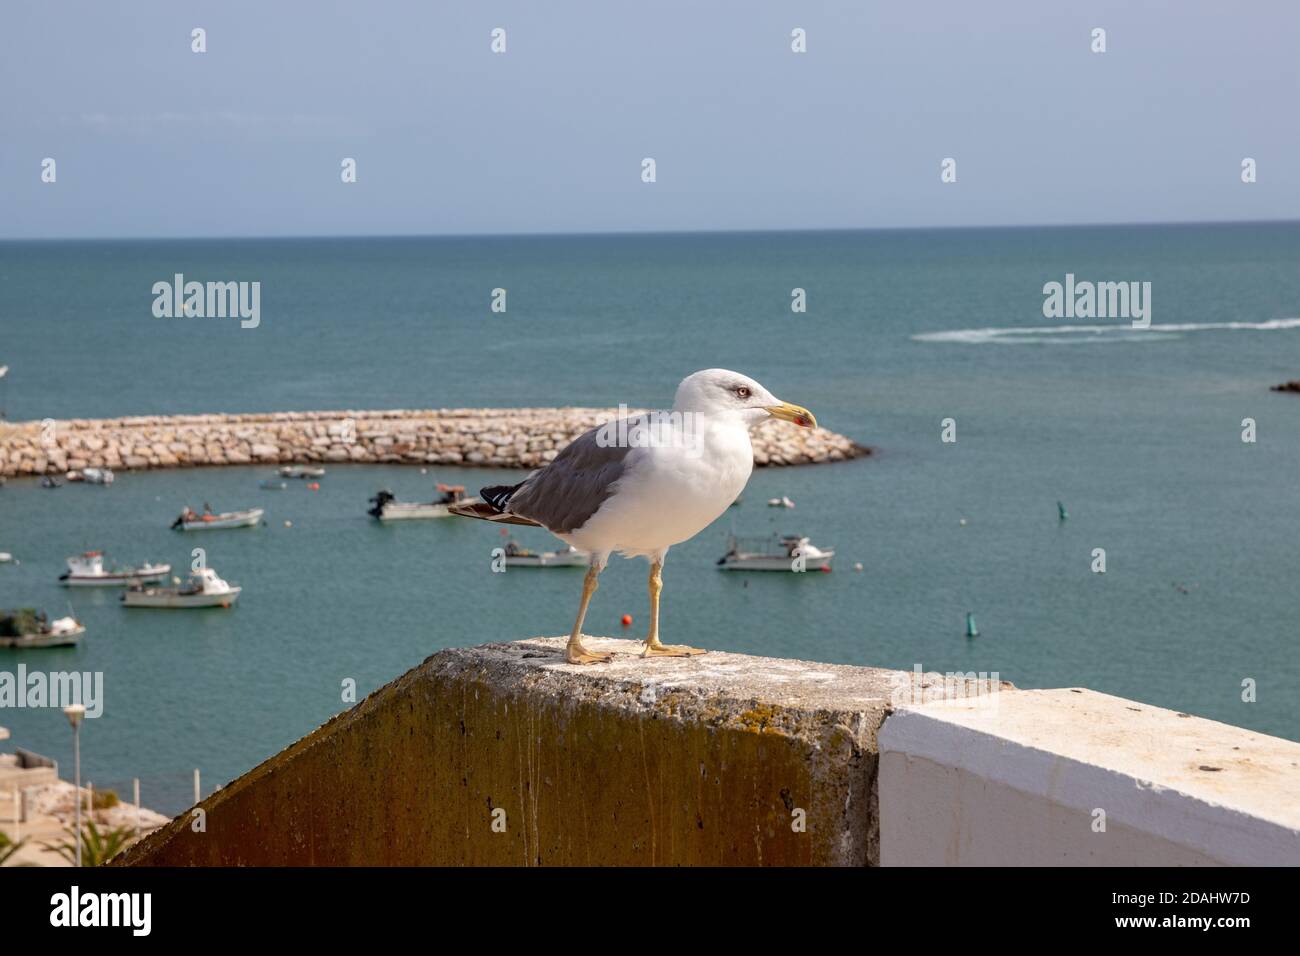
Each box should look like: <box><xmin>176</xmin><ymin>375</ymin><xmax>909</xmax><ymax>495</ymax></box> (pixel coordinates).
<box><xmin>562</xmin><ymin>418</ymin><xmax>754</xmax><ymax>557</ymax></box>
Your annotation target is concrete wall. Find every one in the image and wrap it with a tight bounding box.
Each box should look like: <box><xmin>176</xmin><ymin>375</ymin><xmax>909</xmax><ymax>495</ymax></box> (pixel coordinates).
<box><xmin>118</xmin><ymin>639</ymin><xmax>980</xmax><ymax>867</ymax></box>
<box><xmin>115</xmin><ymin>640</ymin><xmax>1299</xmax><ymax>867</ymax></box>
<box><xmin>879</xmin><ymin>689</ymin><xmax>1300</xmax><ymax>866</ymax></box>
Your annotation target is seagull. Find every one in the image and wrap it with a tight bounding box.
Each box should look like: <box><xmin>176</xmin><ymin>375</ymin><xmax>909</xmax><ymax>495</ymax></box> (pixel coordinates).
<box><xmin>452</xmin><ymin>369</ymin><xmax>817</xmax><ymax>664</ymax></box>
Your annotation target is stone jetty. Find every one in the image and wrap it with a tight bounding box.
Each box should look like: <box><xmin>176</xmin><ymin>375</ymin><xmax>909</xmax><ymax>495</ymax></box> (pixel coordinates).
<box><xmin>0</xmin><ymin>409</ymin><xmax>869</xmax><ymax>478</ymax></box>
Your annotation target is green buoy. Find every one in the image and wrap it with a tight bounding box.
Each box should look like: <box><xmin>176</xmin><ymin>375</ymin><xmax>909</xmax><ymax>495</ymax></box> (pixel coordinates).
<box><xmin>1057</xmin><ymin>501</ymin><xmax>1068</xmax><ymax>521</ymax></box>
<box><xmin>965</xmin><ymin>612</ymin><xmax>979</xmax><ymax>638</ymax></box>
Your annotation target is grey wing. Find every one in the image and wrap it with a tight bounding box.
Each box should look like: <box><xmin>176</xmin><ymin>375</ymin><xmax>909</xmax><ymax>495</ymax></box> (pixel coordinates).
<box><xmin>506</xmin><ymin>423</ymin><xmax>636</xmax><ymax>534</ymax></box>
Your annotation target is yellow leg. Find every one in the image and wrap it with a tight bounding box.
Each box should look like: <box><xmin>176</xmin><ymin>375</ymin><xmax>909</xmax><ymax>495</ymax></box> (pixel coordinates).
<box><xmin>567</xmin><ymin>566</ymin><xmax>613</xmax><ymax>664</ymax></box>
<box><xmin>641</xmin><ymin>560</ymin><xmax>707</xmax><ymax>658</ymax></box>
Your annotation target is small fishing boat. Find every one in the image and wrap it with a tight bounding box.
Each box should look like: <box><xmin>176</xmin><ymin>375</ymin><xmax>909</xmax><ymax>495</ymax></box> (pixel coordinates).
<box><xmin>716</xmin><ymin>533</ymin><xmax>834</xmax><ymax>572</ymax></box>
<box><xmin>259</xmin><ymin>478</ymin><xmax>288</xmax><ymax>490</ymax></box>
<box><xmin>368</xmin><ymin>485</ymin><xmax>480</xmax><ymax>521</ymax></box>
<box><xmin>0</xmin><ymin>609</ymin><xmax>85</xmax><ymax>648</ymax></box>
<box><xmin>68</xmin><ymin>467</ymin><xmax>115</xmax><ymax>485</ymax></box>
<box><xmin>766</xmin><ymin>496</ymin><xmax>795</xmax><ymax>509</ymax></box>
<box><xmin>121</xmin><ymin>568</ymin><xmax>241</xmax><ymax>609</ymax></box>
<box><xmin>279</xmin><ymin>465</ymin><xmax>325</xmax><ymax>479</ymax></box>
<box><xmin>171</xmin><ymin>506</ymin><xmax>264</xmax><ymax>531</ymax></box>
<box><xmin>502</xmin><ymin>541</ymin><xmax>589</xmax><ymax>568</ymax></box>
<box><xmin>0</xmin><ymin>552</ymin><xmax>12</xmax><ymax>564</ymax></box>
<box><xmin>59</xmin><ymin>551</ymin><xmax>171</xmax><ymax>587</ymax></box>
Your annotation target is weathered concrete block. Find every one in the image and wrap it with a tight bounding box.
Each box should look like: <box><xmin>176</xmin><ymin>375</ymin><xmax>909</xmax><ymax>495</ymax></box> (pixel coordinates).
<box><xmin>116</xmin><ymin>638</ymin><xmax>972</xmax><ymax>867</ymax></box>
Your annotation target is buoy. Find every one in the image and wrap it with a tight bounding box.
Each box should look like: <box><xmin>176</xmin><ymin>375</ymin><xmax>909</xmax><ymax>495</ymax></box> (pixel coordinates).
<box><xmin>621</xmin><ymin>614</ymin><xmax>633</xmax><ymax>627</ymax></box>
<box><xmin>819</xmin><ymin>565</ymin><xmax>832</xmax><ymax>573</ymax></box>
<box><xmin>308</xmin><ymin>482</ymin><xmax>320</xmax><ymax>490</ymax></box>
<box><xmin>284</xmin><ymin>520</ymin><xmax>292</xmax><ymax>528</ymax></box>
<box><xmin>959</xmin><ymin>518</ymin><xmax>967</xmax><ymax>526</ymax></box>
<box><xmin>1058</xmin><ymin>501</ymin><xmax>1068</xmax><ymax>521</ymax></box>
<box><xmin>853</xmin><ymin>562</ymin><xmax>864</xmax><ymax>572</ymax></box>
<box><xmin>965</xmin><ymin>612</ymin><xmax>978</xmax><ymax>638</ymax></box>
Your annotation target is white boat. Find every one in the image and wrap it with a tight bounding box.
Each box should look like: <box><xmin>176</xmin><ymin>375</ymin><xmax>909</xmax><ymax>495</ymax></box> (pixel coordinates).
<box><xmin>59</xmin><ymin>551</ymin><xmax>170</xmax><ymax>587</ymax></box>
<box><xmin>503</xmin><ymin>542</ymin><xmax>589</xmax><ymax>568</ymax></box>
<box><xmin>83</xmin><ymin>467</ymin><xmax>115</xmax><ymax>485</ymax></box>
<box><xmin>0</xmin><ymin>553</ymin><xmax>12</xmax><ymax>564</ymax></box>
<box><xmin>767</xmin><ymin>496</ymin><xmax>795</xmax><ymax>508</ymax></box>
<box><xmin>171</xmin><ymin>507</ymin><xmax>264</xmax><ymax>531</ymax></box>
<box><xmin>369</xmin><ymin>485</ymin><xmax>480</xmax><ymax>521</ymax></box>
<box><xmin>716</xmin><ymin>534</ymin><xmax>835</xmax><ymax>572</ymax></box>
<box><xmin>0</xmin><ymin>610</ymin><xmax>85</xmax><ymax>648</ymax></box>
<box><xmin>279</xmin><ymin>465</ymin><xmax>325</xmax><ymax>479</ymax></box>
<box><xmin>121</xmin><ymin>568</ymin><xmax>241</xmax><ymax>609</ymax></box>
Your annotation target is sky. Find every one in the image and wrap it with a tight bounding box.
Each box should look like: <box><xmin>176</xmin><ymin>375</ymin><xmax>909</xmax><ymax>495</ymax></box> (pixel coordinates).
<box><xmin>1</xmin><ymin>0</ymin><xmax>1297</xmax><ymax>239</ymax></box>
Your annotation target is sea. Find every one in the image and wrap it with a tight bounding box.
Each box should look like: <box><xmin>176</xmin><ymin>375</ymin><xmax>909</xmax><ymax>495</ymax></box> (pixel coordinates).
<box><xmin>1</xmin><ymin>224</ymin><xmax>1298</xmax><ymax>814</ymax></box>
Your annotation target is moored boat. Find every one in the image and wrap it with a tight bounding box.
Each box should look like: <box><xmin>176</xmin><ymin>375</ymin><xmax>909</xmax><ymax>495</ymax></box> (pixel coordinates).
<box><xmin>279</xmin><ymin>465</ymin><xmax>325</xmax><ymax>479</ymax></box>
<box><xmin>368</xmin><ymin>485</ymin><xmax>480</xmax><ymax>521</ymax></box>
<box><xmin>0</xmin><ymin>609</ymin><xmax>85</xmax><ymax>648</ymax></box>
<box><xmin>716</xmin><ymin>533</ymin><xmax>834</xmax><ymax>572</ymax></box>
<box><xmin>121</xmin><ymin>568</ymin><xmax>241</xmax><ymax>609</ymax></box>
<box><xmin>59</xmin><ymin>551</ymin><xmax>171</xmax><ymax>587</ymax></box>
<box><xmin>69</xmin><ymin>468</ymin><xmax>115</xmax><ymax>485</ymax></box>
<box><xmin>171</xmin><ymin>506</ymin><xmax>264</xmax><ymax>531</ymax></box>
<box><xmin>502</xmin><ymin>541</ymin><xmax>589</xmax><ymax>568</ymax></box>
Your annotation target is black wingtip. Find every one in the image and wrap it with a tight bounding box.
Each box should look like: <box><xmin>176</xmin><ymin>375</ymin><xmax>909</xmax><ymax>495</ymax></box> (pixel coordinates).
<box><xmin>480</xmin><ymin>484</ymin><xmax>519</xmax><ymax>513</ymax></box>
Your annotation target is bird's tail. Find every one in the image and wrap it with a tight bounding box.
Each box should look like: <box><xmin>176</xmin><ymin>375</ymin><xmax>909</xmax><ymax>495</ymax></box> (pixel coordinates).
<box><xmin>449</xmin><ymin>483</ymin><xmax>542</xmax><ymax>527</ymax></box>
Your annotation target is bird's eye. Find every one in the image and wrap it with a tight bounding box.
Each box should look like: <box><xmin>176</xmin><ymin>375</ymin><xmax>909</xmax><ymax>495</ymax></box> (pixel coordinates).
<box><xmin>735</xmin><ymin>386</ymin><xmax>751</xmax><ymax>399</ymax></box>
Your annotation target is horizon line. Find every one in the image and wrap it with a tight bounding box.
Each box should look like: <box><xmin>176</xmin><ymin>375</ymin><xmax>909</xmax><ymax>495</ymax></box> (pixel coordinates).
<box><xmin>2</xmin><ymin>215</ymin><xmax>1298</xmax><ymax>244</ymax></box>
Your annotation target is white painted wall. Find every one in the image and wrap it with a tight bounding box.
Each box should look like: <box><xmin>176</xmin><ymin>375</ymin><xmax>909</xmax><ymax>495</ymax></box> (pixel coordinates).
<box><xmin>878</xmin><ymin>688</ymin><xmax>1300</xmax><ymax>866</ymax></box>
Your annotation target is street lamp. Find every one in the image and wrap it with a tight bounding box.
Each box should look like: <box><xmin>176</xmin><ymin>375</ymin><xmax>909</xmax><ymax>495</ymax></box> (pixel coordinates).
<box><xmin>63</xmin><ymin>704</ymin><xmax>85</xmax><ymax>867</ymax></box>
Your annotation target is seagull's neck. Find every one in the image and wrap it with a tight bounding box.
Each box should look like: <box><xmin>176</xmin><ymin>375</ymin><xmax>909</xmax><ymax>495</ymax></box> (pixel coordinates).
<box><xmin>690</xmin><ymin>413</ymin><xmax>756</xmax><ymax>458</ymax></box>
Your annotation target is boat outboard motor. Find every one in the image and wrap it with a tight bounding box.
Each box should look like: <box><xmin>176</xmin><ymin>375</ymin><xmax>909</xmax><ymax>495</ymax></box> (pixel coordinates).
<box><xmin>367</xmin><ymin>490</ymin><xmax>395</xmax><ymax>518</ymax></box>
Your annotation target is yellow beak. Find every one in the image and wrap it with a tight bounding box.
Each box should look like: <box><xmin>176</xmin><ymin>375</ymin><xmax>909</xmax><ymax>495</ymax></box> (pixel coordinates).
<box><xmin>765</xmin><ymin>401</ymin><xmax>817</xmax><ymax>429</ymax></box>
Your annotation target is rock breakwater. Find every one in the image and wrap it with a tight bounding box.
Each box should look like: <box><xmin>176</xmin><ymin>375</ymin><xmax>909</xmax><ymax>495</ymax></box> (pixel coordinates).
<box><xmin>0</xmin><ymin>409</ymin><xmax>869</xmax><ymax>478</ymax></box>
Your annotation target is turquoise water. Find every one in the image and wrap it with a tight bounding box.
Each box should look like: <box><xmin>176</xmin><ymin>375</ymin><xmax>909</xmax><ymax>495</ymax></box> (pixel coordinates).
<box><xmin>2</xmin><ymin>225</ymin><xmax>1299</xmax><ymax>814</ymax></box>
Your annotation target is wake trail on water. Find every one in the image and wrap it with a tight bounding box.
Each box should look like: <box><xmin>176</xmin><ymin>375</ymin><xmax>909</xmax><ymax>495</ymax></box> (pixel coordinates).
<box><xmin>912</xmin><ymin>318</ymin><xmax>1300</xmax><ymax>345</ymax></box>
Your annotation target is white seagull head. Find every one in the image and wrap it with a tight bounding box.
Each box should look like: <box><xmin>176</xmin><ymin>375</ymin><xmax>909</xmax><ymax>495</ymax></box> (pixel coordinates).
<box><xmin>671</xmin><ymin>368</ymin><xmax>817</xmax><ymax>430</ymax></box>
